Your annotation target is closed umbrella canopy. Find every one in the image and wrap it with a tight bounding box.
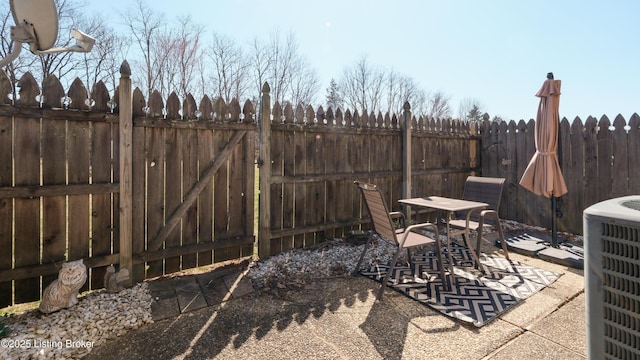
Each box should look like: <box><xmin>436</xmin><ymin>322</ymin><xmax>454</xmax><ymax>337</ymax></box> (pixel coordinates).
<box><xmin>519</xmin><ymin>78</ymin><xmax>568</xmax><ymax>198</ymax></box>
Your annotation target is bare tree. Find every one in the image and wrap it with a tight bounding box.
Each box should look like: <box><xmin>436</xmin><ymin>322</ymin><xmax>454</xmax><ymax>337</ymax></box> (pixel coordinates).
<box><xmin>173</xmin><ymin>16</ymin><xmax>204</xmax><ymax>100</ymax></box>
<box><xmin>77</xmin><ymin>15</ymin><xmax>129</xmax><ymax>97</ymax></box>
<box><xmin>209</xmin><ymin>32</ymin><xmax>249</xmax><ymax>103</ymax></box>
<box><xmin>409</xmin><ymin>90</ymin><xmax>429</xmax><ymax>119</ymax></box>
<box><xmin>124</xmin><ymin>7</ymin><xmax>204</xmax><ymax>102</ymax></box>
<box><xmin>341</xmin><ymin>56</ymin><xmax>369</xmax><ymax>113</ymax></box>
<box><xmin>288</xmin><ymin>57</ymin><xmax>319</xmax><ymax>107</ymax></box>
<box><xmin>155</xmin><ymin>29</ymin><xmax>178</xmax><ymax>97</ymax></box>
<box><xmin>427</xmin><ymin>91</ymin><xmax>452</xmax><ymax>119</ymax></box>
<box><xmin>249</xmin><ymin>36</ymin><xmax>270</xmax><ymax>102</ymax></box>
<box><xmin>194</xmin><ymin>53</ymin><xmax>209</xmax><ymax>103</ymax></box>
<box><xmin>340</xmin><ymin>56</ymin><xmax>385</xmax><ymax>114</ymax></box>
<box><xmin>385</xmin><ymin>70</ymin><xmax>421</xmax><ymax>115</ymax></box>
<box><xmin>122</xmin><ymin>0</ymin><xmax>164</xmax><ymax>99</ymax></box>
<box><xmin>32</xmin><ymin>0</ymin><xmax>90</xmax><ymax>87</ymax></box>
<box><xmin>249</xmin><ymin>29</ymin><xmax>319</xmax><ymax>106</ymax></box>
<box><xmin>385</xmin><ymin>68</ymin><xmax>400</xmax><ymax>114</ymax></box>
<box><xmin>267</xmin><ymin>29</ymin><xmax>297</xmax><ymax>105</ymax></box>
<box><xmin>96</xmin><ymin>31</ymin><xmax>130</xmax><ymax>95</ymax></box>
<box><xmin>367</xmin><ymin>66</ymin><xmax>385</xmax><ymax>114</ymax></box>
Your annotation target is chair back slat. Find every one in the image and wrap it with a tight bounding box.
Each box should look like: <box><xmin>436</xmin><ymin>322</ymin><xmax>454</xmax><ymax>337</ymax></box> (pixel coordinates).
<box><xmin>461</xmin><ymin>176</ymin><xmax>505</xmax><ymax>224</ymax></box>
<box><xmin>356</xmin><ymin>182</ymin><xmax>398</xmax><ymax>243</ymax></box>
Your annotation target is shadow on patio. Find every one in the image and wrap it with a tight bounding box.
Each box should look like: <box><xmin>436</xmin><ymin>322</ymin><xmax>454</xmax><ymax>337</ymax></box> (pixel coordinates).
<box><xmin>85</xmin><ymin>236</ymin><xmax>585</xmax><ymax>360</ymax></box>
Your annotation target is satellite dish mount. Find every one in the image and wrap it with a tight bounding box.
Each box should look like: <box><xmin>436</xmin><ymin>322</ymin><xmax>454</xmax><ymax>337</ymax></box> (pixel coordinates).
<box><xmin>0</xmin><ymin>0</ymin><xmax>95</xmax><ymax>68</ymax></box>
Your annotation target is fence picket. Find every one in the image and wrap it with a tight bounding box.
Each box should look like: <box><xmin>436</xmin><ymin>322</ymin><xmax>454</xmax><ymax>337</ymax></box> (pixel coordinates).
<box><xmin>270</xmin><ymin>103</ymin><xmax>285</xmax><ymax>251</ymax></box>
<box><xmin>611</xmin><ymin>115</ymin><xmax>629</xmax><ymax>198</ymax></box>
<box><xmin>42</xmin><ymin>75</ymin><xmax>65</xmax><ymax>109</ymax></box>
<box><xmin>213</xmin><ymin>129</ymin><xmax>231</xmax><ymax>261</ymax></box>
<box><xmin>0</xmin><ymin>71</ymin><xmax>11</xmax><ymax>104</ymax></box>
<box><xmin>199</xmin><ymin>95</ymin><xmax>213</xmax><ymax>121</ymax></box>
<box><xmin>164</xmin><ymin>127</ymin><xmax>181</xmax><ymax>273</ymax></box>
<box><xmin>182</xmin><ymin>127</ymin><xmax>199</xmax><ymax>269</ymax></box>
<box><xmin>229</xmin><ymin>126</ymin><xmax>245</xmax><ymax>243</ymax></box>
<box><xmin>131</xmin><ymin>125</ymin><xmax>145</xmax><ymax>282</ymax></box>
<box><xmin>0</xmin><ymin>115</ymin><xmax>12</xmax><ymax>307</ymax></box>
<box><xmin>90</xmin><ymin>81</ymin><xmax>110</xmax><ymax>112</ymax></box>
<box><xmin>629</xmin><ymin>114</ymin><xmax>640</xmax><ymax>194</ymax></box>
<box><xmin>13</xmin><ymin>116</ymin><xmax>41</xmax><ymax>303</ymax></box>
<box><xmin>196</xmin><ymin>128</ymin><xmax>214</xmax><ymax>266</ymax></box>
<box><xmin>68</xmin><ymin>79</ymin><xmax>89</xmax><ymax>110</ymax></box>
<box><xmin>282</xmin><ymin>118</ymin><xmax>295</xmax><ymax>249</ymax></box>
<box><xmin>41</xmin><ymin>118</ymin><xmax>67</xmax><ymax>290</ymax></box>
<box><xmin>597</xmin><ymin>116</ymin><xmax>613</xmax><ymax>202</ymax></box>
<box><xmin>16</xmin><ymin>72</ymin><xmax>39</xmax><ymax>107</ymax></box>
<box><xmin>145</xmin><ymin>126</ymin><xmax>165</xmax><ymax>278</ymax></box>
<box><xmin>90</xmin><ymin>120</ymin><xmax>114</xmax><ymax>289</ymax></box>
<box><xmin>67</xmin><ymin>120</ymin><xmax>91</xmax><ymax>293</ymax></box>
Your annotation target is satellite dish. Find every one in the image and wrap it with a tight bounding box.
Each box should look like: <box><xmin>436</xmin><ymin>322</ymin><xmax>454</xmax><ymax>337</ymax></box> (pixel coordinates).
<box><xmin>0</xmin><ymin>0</ymin><xmax>95</xmax><ymax>68</ymax></box>
<box><xmin>10</xmin><ymin>0</ymin><xmax>59</xmax><ymax>52</ymax></box>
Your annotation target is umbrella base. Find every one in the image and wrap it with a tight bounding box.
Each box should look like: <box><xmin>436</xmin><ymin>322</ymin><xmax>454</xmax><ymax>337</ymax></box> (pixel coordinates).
<box><xmin>496</xmin><ymin>232</ymin><xmax>584</xmax><ymax>269</ymax></box>
<box><xmin>538</xmin><ymin>245</ymin><xmax>584</xmax><ymax>269</ymax></box>
<box><xmin>496</xmin><ymin>233</ymin><xmax>548</xmax><ymax>257</ymax></box>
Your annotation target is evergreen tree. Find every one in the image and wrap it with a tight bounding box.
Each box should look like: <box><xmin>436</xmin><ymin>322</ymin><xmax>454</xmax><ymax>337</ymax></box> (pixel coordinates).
<box><xmin>467</xmin><ymin>105</ymin><xmax>485</xmax><ymax>122</ymax></box>
<box><xmin>325</xmin><ymin>78</ymin><xmax>343</xmax><ymax>111</ymax></box>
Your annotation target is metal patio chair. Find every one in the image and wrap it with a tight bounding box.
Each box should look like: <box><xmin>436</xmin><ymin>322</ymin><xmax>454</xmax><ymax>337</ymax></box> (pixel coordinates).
<box><xmin>448</xmin><ymin>176</ymin><xmax>509</xmax><ymax>261</ymax></box>
<box><xmin>352</xmin><ymin>181</ymin><xmax>449</xmax><ymax>300</ymax></box>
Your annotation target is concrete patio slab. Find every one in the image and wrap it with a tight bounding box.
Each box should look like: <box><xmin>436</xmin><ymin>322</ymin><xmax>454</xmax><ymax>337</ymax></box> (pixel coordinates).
<box><xmin>538</xmin><ymin>245</ymin><xmax>584</xmax><ymax>269</ymax></box>
<box><xmin>488</xmin><ymin>331</ymin><xmax>585</xmax><ymax>360</ymax></box>
<box><xmin>175</xmin><ymin>282</ymin><xmax>208</xmax><ymax>313</ymax></box>
<box><xmin>149</xmin><ymin>289</ymin><xmax>180</xmax><ymax>321</ymax></box>
<box><xmin>86</xmin><ymin>246</ymin><xmax>587</xmax><ymax>360</ymax></box>
<box><xmin>530</xmin><ymin>293</ymin><xmax>586</xmax><ymax>356</ymax></box>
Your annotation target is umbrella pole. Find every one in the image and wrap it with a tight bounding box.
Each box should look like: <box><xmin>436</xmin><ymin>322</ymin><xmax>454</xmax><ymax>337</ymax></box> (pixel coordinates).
<box><xmin>551</xmin><ymin>196</ymin><xmax>558</xmax><ymax>248</ymax></box>
<box><xmin>551</xmin><ymin>72</ymin><xmax>563</xmax><ymax>249</ymax></box>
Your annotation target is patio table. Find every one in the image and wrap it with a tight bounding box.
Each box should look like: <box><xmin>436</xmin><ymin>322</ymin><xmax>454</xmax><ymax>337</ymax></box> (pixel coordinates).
<box><xmin>399</xmin><ymin>196</ymin><xmax>489</xmax><ymax>274</ymax></box>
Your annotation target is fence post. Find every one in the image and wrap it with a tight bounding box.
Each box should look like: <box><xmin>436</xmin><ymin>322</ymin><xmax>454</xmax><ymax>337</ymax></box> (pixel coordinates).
<box><xmin>469</xmin><ymin>121</ymin><xmax>479</xmax><ymax>174</ymax></box>
<box><xmin>402</xmin><ymin>101</ymin><xmax>412</xmax><ymax>214</ymax></box>
<box><xmin>119</xmin><ymin>60</ymin><xmax>133</xmax><ymax>287</ymax></box>
<box><xmin>258</xmin><ymin>82</ymin><xmax>271</xmax><ymax>259</ymax></box>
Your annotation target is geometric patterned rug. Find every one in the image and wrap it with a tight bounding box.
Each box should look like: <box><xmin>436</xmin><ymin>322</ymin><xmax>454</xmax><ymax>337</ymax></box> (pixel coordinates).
<box><xmin>360</xmin><ymin>242</ymin><xmax>560</xmax><ymax>327</ymax></box>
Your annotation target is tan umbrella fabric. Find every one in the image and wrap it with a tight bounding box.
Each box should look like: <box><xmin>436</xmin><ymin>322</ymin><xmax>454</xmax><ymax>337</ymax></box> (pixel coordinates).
<box><xmin>519</xmin><ymin>79</ymin><xmax>568</xmax><ymax>198</ymax></box>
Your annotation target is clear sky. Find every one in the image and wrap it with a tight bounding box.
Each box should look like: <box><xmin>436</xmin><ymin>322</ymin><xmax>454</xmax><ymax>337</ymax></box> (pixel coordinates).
<box><xmin>89</xmin><ymin>0</ymin><xmax>640</xmax><ymax>122</ymax></box>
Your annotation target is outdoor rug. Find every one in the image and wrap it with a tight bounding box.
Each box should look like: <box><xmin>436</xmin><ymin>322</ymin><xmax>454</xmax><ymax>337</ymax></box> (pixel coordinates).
<box><xmin>360</xmin><ymin>243</ymin><xmax>560</xmax><ymax>327</ymax></box>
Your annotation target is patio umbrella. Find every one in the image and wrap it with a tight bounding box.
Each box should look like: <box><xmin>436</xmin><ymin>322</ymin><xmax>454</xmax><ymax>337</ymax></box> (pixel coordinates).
<box><xmin>519</xmin><ymin>72</ymin><xmax>567</xmax><ymax>247</ymax></box>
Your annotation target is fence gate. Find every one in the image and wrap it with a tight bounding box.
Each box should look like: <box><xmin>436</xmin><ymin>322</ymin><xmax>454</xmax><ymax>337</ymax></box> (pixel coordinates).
<box><xmin>126</xmin><ymin>88</ymin><xmax>257</xmax><ymax>282</ymax></box>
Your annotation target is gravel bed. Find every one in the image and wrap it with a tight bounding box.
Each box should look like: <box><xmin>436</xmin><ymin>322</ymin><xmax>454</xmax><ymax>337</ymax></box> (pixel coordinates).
<box><xmin>1</xmin><ymin>284</ymin><xmax>153</xmax><ymax>360</ymax></box>
<box><xmin>246</xmin><ymin>237</ymin><xmax>402</xmax><ymax>292</ymax></box>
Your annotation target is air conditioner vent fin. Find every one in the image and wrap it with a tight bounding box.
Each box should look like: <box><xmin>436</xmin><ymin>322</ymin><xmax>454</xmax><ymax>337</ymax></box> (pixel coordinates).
<box><xmin>584</xmin><ymin>196</ymin><xmax>640</xmax><ymax>359</ymax></box>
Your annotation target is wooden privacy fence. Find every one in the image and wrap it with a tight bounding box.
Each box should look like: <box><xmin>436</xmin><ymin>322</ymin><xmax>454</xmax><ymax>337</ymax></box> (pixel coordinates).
<box><xmin>0</xmin><ymin>66</ymin><xmax>479</xmax><ymax>307</ymax></box>
<box><xmin>0</xmin><ymin>72</ymin><xmax>121</xmax><ymax>306</ymax></box>
<box><xmin>480</xmin><ymin>114</ymin><xmax>640</xmax><ymax>236</ymax></box>
<box><xmin>16</xmin><ymin>61</ymin><xmax>640</xmax><ymax>308</ymax></box>
<box><xmin>258</xmin><ymin>87</ymin><xmax>479</xmax><ymax>257</ymax></box>
<box><xmin>0</xmin><ymin>63</ymin><xmax>256</xmax><ymax>307</ymax></box>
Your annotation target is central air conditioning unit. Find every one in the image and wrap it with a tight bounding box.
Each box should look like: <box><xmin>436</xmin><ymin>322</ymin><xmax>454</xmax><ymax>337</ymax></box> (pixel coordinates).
<box><xmin>584</xmin><ymin>196</ymin><xmax>640</xmax><ymax>360</ymax></box>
